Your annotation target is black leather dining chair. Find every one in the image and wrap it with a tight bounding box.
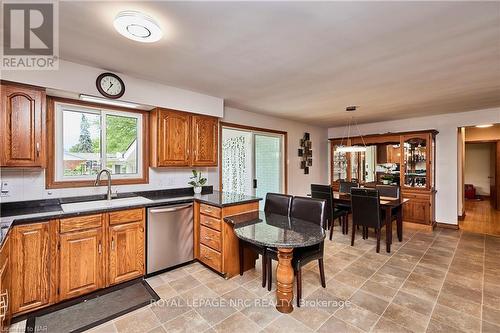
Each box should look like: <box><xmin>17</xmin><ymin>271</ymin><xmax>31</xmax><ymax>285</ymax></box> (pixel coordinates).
<box><xmin>350</xmin><ymin>188</ymin><xmax>387</xmax><ymax>253</ymax></box>
<box><xmin>375</xmin><ymin>184</ymin><xmax>400</xmax><ymax>198</ymax></box>
<box><xmin>239</xmin><ymin>193</ymin><xmax>292</xmax><ymax>288</ymax></box>
<box><xmin>267</xmin><ymin>196</ymin><xmax>327</xmax><ymax>306</ymax></box>
<box><xmin>337</xmin><ymin>181</ymin><xmax>358</xmax><ymax>234</ymax></box>
<box><xmin>311</xmin><ymin>184</ymin><xmax>348</xmax><ymax>241</ymax></box>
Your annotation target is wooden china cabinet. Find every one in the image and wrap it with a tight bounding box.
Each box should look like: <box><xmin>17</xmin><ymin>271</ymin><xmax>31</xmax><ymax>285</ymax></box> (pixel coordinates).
<box><xmin>330</xmin><ymin>130</ymin><xmax>438</xmax><ymax>226</ymax></box>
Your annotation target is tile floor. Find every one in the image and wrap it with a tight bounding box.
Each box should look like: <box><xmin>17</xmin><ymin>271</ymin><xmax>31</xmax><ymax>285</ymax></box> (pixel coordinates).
<box><xmin>9</xmin><ymin>222</ymin><xmax>500</xmax><ymax>333</ymax></box>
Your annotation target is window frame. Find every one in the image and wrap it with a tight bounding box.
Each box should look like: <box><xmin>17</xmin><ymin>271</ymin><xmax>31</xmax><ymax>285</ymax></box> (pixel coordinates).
<box><xmin>46</xmin><ymin>97</ymin><xmax>149</xmax><ymax>189</ymax></box>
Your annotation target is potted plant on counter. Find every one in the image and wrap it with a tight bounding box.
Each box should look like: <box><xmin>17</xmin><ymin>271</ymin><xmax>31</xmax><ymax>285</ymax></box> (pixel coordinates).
<box><xmin>189</xmin><ymin>170</ymin><xmax>207</xmax><ymax>194</ymax></box>
<box><xmin>381</xmin><ymin>174</ymin><xmax>393</xmax><ymax>185</ymax></box>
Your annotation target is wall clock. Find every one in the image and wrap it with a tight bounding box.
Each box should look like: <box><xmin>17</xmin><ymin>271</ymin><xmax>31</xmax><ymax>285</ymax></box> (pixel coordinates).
<box><xmin>96</xmin><ymin>72</ymin><xmax>125</xmax><ymax>99</ymax></box>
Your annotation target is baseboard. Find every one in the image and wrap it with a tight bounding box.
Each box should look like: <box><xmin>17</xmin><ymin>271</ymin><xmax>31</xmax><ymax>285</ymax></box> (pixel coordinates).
<box><xmin>458</xmin><ymin>213</ymin><xmax>466</xmax><ymax>221</ymax></box>
<box><xmin>436</xmin><ymin>222</ymin><xmax>459</xmax><ymax>230</ymax></box>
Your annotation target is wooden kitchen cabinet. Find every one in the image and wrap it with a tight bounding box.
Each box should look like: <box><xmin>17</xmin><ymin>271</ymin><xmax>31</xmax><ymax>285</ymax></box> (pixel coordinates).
<box><xmin>191</xmin><ymin>115</ymin><xmax>218</xmax><ymax>166</ymax></box>
<box><xmin>58</xmin><ymin>228</ymin><xmax>104</xmax><ymax>301</ymax></box>
<box><xmin>108</xmin><ymin>220</ymin><xmax>145</xmax><ymax>285</ymax></box>
<box><xmin>150</xmin><ymin>108</ymin><xmax>191</xmax><ymax>167</ymax></box>
<box><xmin>194</xmin><ymin>202</ymin><xmax>258</xmax><ymax>278</ymax></box>
<box><xmin>11</xmin><ymin>222</ymin><xmax>51</xmax><ymax>314</ymax></box>
<box><xmin>0</xmin><ymin>82</ymin><xmax>46</xmax><ymax>167</ymax></box>
<box><xmin>150</xmin><ymin>108</ymin><xmax>219</xmax><ymax>167</ymax></box>
<box><xmin>0</xmin><ymin>236</ymin><xmax>11</xmax><ymax>331</ymax></box>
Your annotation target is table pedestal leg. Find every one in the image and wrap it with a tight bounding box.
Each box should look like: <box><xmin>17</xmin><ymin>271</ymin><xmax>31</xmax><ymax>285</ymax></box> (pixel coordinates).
<box><xmin>276</xmin><ymin>248</ymin><xmax>294</xmax><ymax>313</ymax></box>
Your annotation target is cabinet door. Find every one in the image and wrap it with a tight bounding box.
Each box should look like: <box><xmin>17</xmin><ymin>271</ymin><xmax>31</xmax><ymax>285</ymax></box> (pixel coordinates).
<box><xmin>0</xmin><ymin>84</ymin><xmax>45</xmax><ymax>167</ymax></box>
<box><xmin>403</xmin><ymin>199</ymin><xmax>430</xmax><ymax>224</ymax></box>
<box><xmin>0</xmin><ymin>237</ymin><xmax>10</xmax><ymax>331</ymax></box>
<box><xmin>11</xmin><ymin>223</ymin><xmax>50</xmax><ymax>314</ymax></box>
<box><xmin>191</xmin><ymin>115</ymin><xmax>218</xmax><ymax>166</ymax></box>
<box><xmin>108</xmin><ymin>221</ymin><xmax>145</xmax><ymax>285</ymax></box>
<box><xmin>157</xmin><ymin>109</ymin><xmax>191</xmax><ymax>166</ymax></box>
<box><xmin>59</xmin><ymin>229</ymin><xmax>104</xmax><ymax>301</ymax></box>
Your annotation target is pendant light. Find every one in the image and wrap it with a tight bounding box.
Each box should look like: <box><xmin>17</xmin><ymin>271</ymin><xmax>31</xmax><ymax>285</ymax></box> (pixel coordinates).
<box><xmin>336</xmin><ymin>106</ymin><xmax>367</xmax><ymax>153</ymax></box>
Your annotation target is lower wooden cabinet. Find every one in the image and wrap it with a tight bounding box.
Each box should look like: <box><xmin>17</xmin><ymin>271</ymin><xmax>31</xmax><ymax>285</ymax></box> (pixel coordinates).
<box><xmin>0</xmin><ymin>236</ymin><xmax>11</xmax><ymax>331</ymax></box>
<box><xmin>10</xmin><ymin>222</ymin><xmax>51</xmax><ymax>314</ymax></box>
<box><xmin>59</xmin><ymin>228</ymin><xmax>104</xmax><ymax>301</ymax></box>
<box><xmin>108</xmin><ymin>221</ymin><xmax>145</xmax><ymax>285</ymax></box>
<box><xmin>401</xmin><ymin>190</ymin><xmax>435</xmax><ymax>225</ymax></box>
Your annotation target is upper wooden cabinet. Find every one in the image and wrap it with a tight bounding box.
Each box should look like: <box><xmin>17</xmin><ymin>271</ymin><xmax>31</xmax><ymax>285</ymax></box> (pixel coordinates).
<box><xmin>191</xmin><ymin>115</ymin><xmax>218</xmax><ymax>166</ymax></box>
<box><xmin>150</xmin><ymin>108</ymin><xmax>219</xmax><ymax>167</ymax></box>
<box><xmin>0</xmin><ymin>83</ymin><xmax>46</xmax><ymax>167</ymax></box>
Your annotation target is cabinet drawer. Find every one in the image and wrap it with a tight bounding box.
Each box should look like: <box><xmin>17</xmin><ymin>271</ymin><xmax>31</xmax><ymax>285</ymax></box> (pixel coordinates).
<box><xmin>109</xmin><ymin>208</ymin><xmax>144</xmax><ymax>225</ymax></box>
<box><xmin>200</xmin><ymin>225</ymin><xmax>221</xmax><ymax>252</ymax></box>
<box><xmin>200</xmin><ymin>214</ymin><xmax>221</xmax><ymax>231</ymax></box>
<box><xmin>402</xmin><ymin>192</ymin><xmax>430</xmax><ymax>200</ymax></box>
<box><xmin>199</xmin><ymin>204</ymin><xmax>221</xmax><ymax>218</ymax></box>
<box><xmin>60</xmin><ymin>214</ymin><xmax>102</xmax><ymax>233</ymax></box>
<box><xmin>199</xmin><ymin>244</ymin><xmax>222</xmax><ymax>272</ymax></box>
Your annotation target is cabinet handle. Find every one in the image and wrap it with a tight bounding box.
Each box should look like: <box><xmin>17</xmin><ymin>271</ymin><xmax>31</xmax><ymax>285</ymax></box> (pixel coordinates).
<box><xmin>111</xmin><ymin>237</ymin><xmax>115</xmax><ymax>251</ymax></box>
<box><xmin>98</xmin><ymin>241</ymin><xmax>102</xmax><ymax>254</ymax></box>
<box><xmin>204</xmin><ymin>236</ymin><xmax>212</xmax><ymax>240</ymax></box>
<box><xmin>36</xmin><ymin>142</ymin><xmax>40</xmax><ymax>157</ymax></box>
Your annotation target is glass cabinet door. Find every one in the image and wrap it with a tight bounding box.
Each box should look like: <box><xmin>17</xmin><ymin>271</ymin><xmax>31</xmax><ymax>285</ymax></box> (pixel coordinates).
<box><xmin>403</xmin><ymin>135</ymin><xmax>429</xmax><ymax>189</ymax></box>
<box><xmin>332</xmin><ymin>146</ymin><xmax>348</xmax><ymax>182</ymax></box>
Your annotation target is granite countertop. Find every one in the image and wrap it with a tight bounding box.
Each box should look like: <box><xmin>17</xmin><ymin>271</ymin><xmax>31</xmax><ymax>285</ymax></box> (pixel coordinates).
<box><xmin>0</xmin><ymin>187</ymin><xmax>261</xmax><ymax>246</ymax></box>
<box><xmin>224</xmin><ymin>211</ymin><xmax>325</xmax><ymax>248</ymax></box>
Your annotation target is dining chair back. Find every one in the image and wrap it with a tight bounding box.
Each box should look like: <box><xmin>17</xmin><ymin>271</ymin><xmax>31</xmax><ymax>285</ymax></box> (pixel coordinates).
<box><xmin>290</xmin><ymin>196</ymin><xmax>326</xmax><ymax>229</ymax></box>
<box><xmin>339</xmin><ymin>181</ymin><xmax>358</xmax><ymax>194</ymax></box>
<box><xmin>376</xmin><ymin>184</ymin><xmax>400</xmax><ymax>198</ymax></box>
<box><xmin>310</xmin><ymin>184</ymin><xmax>333</xmax><ymax>220</ymax></box>
<box><xmin>351</xmin><ymin>188</ymin><xmax>381</xmax><ymax>229</ymax></box>
<box><xmin>264</xmin><ymin>193</ymin><xmax>292</xmax><ymax>216</ymax></box>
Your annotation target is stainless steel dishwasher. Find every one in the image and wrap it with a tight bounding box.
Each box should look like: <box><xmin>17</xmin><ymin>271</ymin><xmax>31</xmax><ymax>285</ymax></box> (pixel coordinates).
<box><xmin>147</xmin><ymin>203</ymin><xmax>193</xmax><ymax>274</ymax></box>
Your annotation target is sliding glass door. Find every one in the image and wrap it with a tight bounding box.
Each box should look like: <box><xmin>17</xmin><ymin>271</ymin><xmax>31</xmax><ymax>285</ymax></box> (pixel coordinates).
<box><xmin>221</xmin><ymin>126</ymin><xmax>285</xmax><ymax>209</ymax></box>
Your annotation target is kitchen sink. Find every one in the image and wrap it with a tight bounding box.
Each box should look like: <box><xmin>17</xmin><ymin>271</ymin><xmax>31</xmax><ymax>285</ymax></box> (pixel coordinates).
<box><xmin>61</xmin><ymin>196</ymin><xmax>153</xmax><ymax>213</ymax></box>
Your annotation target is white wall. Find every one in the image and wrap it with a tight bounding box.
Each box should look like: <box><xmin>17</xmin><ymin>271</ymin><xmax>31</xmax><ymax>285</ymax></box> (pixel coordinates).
<box><xmin>1</xmin><ymin>60</ymin><xmax>223</xmax><ymax>117</ymax></box>
<box><xmin>465</xmin><ymin>143</ymin><xmax>493</xmax><ymax>196</ymax></box>
<box><xmin>221</xmin><ymin>107</ymin><xmax>329</xmax><ymax>196</ymax></box>
<box><xmin>328</xmin><ymin>107</ymin><xmax>500</xmax><ymax>225</ymax></box>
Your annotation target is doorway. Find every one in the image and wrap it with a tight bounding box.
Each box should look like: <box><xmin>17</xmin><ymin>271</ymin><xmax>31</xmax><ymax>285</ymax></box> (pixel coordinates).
<box><xmin>220</xmin><ymin>123</ymin><xmax>287</xmax><ymax>209</ymax></box>
<box><xmin>458</xmin><ymin>124</ymin><xmax>500</xmax><ymax>235</ymax></box>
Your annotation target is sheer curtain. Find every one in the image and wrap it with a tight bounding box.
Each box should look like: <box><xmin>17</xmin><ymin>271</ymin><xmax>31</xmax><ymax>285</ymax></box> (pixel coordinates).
<box><xmin>222</xmin><ymin>136</ymin><xmax>248</xmax><ymax>194</ymax></box>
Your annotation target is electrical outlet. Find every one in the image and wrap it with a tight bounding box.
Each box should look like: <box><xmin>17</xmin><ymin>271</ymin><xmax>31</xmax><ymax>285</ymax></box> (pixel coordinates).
<box><xmin>0</xmin><ymin>181</ymin><xmax>9</xmax><ymax>197</ymax></box>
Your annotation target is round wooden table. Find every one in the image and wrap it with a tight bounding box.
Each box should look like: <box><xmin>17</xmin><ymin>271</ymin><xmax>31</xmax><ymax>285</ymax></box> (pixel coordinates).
<box><xmin>225</xmin><ymin>211</ymin><xmax>325</xmax><ymax>313</ymax></box>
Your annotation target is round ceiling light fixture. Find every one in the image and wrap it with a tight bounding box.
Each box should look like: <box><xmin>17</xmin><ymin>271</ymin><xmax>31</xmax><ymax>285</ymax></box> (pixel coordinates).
<box><xmin>114</xmin><ymin>11</ymin><xmax>162</xmax><ymax>43</ymax></box>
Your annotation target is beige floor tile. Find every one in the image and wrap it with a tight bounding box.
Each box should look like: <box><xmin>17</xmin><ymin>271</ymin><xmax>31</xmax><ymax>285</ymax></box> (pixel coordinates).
<box><xmin>437</xmin><ymin>290</ymin><xmax>481</xmax><ymax>318</ymax></box>
<box><xmin>289</xmin><ymin>305</ymin><xmax>330</xmax><ymax>330</ymax></box>
<box><xmin>304</xmin><ymin>287</ymin><xmax>347</xmax><ymax>314</ymax></box>
<box><xmin>483</xmin><ymin>282</ymin><xmax>500</xmax><ymax>310</ymax></box>
<box><xmin>326</xmin><ymin>279</ymin><xmax>358</xmax><ymax>300</ymax></box>
<box><xmin>162</xmin><ymin>310</ymin><xmax>211</xmax><ymax>333</ymax></box>
<box><xmin>440</xmin><ymin>281</ymin><xmax>482</xmax><ymax>304</ymax></box>
<box><xmin>150</xmin><ymin>296</ymin><xmax>191</xmax><ymax>324</ymax></box>
<box><xmin>86</xmin><ymin>322</ymin><xmax>117</xmax><ymax>333</ymax></box>
<box><xmin>482</xmin><ymin>305</ymin><xmax>500</xmax><ymax>327</ymax></box>
<box><xmin>382</xmin><ymin>303</ymin><xmax>429</xmax><ymax>333</ymax></box>
<box><xmin>412</xmin><ymin>264</ymin><xmax>447</xmax><ymax>281</ymax></box>
<box><xmin>180</xmin><ymin>284</ymin><xmax>219</xmax><ymax>304</ymax></box>
<box><xmin>147</xmin><ymin>326</ymin><xmax>167</xmax><ymax>333</ymax></box>
<box><xmin>431</xmin><ymin>304</ymin><xmax>481</xmax><ymax>333</ymax></box>
<box><xmin>317</xmin><ymin>316</ymin><xmax>363</xmax><ymax>333</ymax></box>
<box><xmin>191</xmin><ymin>268</ymin><xmax>221</xmax><ymax>284</ymax></box>
<box><xmin>333</xmin><ymin>270</ymin><xmax>367</xmax><ymax>289</ymax></box>
<box><xmin>241</xmin><ymin>302</ymin><xmax>282</xmax><ymax>328</ymax></box>
<box><xmin>205</xmin><ymin>278</ymin><xmax>240</xmax><ymax>296</ymax></box>
<box><xmin>193</xmin><ymin>298</ymin><xmax>237</xmax><ymax>326</ymax></box>
<box><xmin>334</xmin><ymin>303</ymin><xmax>380</xmax><ymax>331</ymax></box>
<box><xmin>213</xmin><ymin>312</ymin><xmax>261</xmax><ymax>333</ymax></box>
<box><xmin>344</xmin><ymin>262</ymin><xmax>377</xmax><ymax>278</ymax></box>
<box><xmin>169</xmin><ymin>275</ymin><xmax>202</xmax><ymax>294</ymax></box>
<box><xmin>360</xmin><ymin>280</ymin><xmax>398</xmax><ymax>302</ymax></box>
<box><xmin>349</xmin><ymin>290</ymin><xmax>389</xmax><ymax>315</ymax></box>
<box><xmin>114</xmin><ymin>307</ymin><xmax>161</xmax><ymax>333</ymax></box>
<box><xmin>372</xmin><ymin>317</ymin><xmax>412</xmax><ymax>333</ymax></box>
<box><xmin>263</xmin><ymin>315</ymin><xmax>314</xmax><ymax>333</ymax></box>
<box><xmin>159</xmin><ymin>268</ymin><xmax>189</xmax><ymax>283</ymax></box>
<box><xmin>400</xmin><ymin>280</ymin><xmax>440</xmax><ymax>303</ymax></box>
<box><xmin>392</xmin><ymin>291</ymin><xmax>434</xmax><ymax>316</ymax></box>
<box><xmin>154</xmin><ymin>283</ymin><xmax>178</xmax><ymax>300</ymax></box>
<box><xmin>426</xmin><ymin>319</ymin><xmax>465</xmax><ymax>333</ymax></box>
<box><xmin>482</xmin><ymin>320</ymin><xmax>500</xmax><ymax>333</ymax></box>
<box><xmin>221</xmin><ymin>286</ymin><xmax>258</xmax><ymax>310</ymax></box>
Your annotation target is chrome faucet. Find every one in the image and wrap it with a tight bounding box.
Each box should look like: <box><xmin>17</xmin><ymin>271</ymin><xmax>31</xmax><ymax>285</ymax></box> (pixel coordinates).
<box><xmin>95</xmin><ymin>169</ymin><xmax>113</xmax><ymax>200</ymax></box>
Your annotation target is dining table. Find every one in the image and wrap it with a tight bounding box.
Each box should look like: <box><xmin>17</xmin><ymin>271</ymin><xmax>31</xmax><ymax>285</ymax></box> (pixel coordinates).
<box><xmin>332</xmin><ymin>191</ymin><xmax>408</xmax><ymax>252</ymax></box>
<box><xmin>223</xmin><ymin>211</ymin><xmax>325</xmax><ymax>314</ymax></box>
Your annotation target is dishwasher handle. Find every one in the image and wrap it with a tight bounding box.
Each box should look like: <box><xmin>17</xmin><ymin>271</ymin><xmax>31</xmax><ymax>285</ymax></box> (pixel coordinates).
<box><xmin>149</xmin><ymin>204</ymin><xmax>193</xmax><ymax>214</ymax></box>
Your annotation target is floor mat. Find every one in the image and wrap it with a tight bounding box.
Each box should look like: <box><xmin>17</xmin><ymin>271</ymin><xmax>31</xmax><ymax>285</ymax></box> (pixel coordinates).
<box><xmin>25</xmin><ymin>280</ymin><xmax>159</xmax><ymax>333</ymax></box>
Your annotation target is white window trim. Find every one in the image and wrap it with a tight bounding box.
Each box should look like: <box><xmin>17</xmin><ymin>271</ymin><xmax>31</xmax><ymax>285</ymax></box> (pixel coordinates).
<box><xmin>54</xmin><ymin>101</ymin><xmax>143</xmax><ymax>182</ymax></box>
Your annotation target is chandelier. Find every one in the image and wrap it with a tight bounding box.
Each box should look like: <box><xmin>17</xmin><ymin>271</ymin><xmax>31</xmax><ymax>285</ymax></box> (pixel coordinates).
<box><xmin>336</xmin><ymin>106</ymin><xmax>367</xmax><ymax>153</ymax></box>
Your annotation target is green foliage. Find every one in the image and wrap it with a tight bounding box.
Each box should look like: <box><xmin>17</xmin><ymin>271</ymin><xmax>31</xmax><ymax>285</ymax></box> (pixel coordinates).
<box><xmin>106</xmin><ymin>115</ymin><xmax>137</xmax><ymax>154</ymax></box>
<box><xmin>69</xmin><ymin>114</ymin><xmax>94</xmax><ymax>153</ymax></box>
<box><xmin>189</xmin><ymin>170</ymin><xmax>207</xmax><ymax>187</ymax></box>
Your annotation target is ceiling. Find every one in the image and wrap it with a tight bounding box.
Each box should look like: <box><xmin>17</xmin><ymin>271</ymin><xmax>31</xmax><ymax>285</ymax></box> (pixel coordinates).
<box><xmin>59</xmin><ymin>1</ymin><xmax>500</xmax><ymax>127</ymax></box>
